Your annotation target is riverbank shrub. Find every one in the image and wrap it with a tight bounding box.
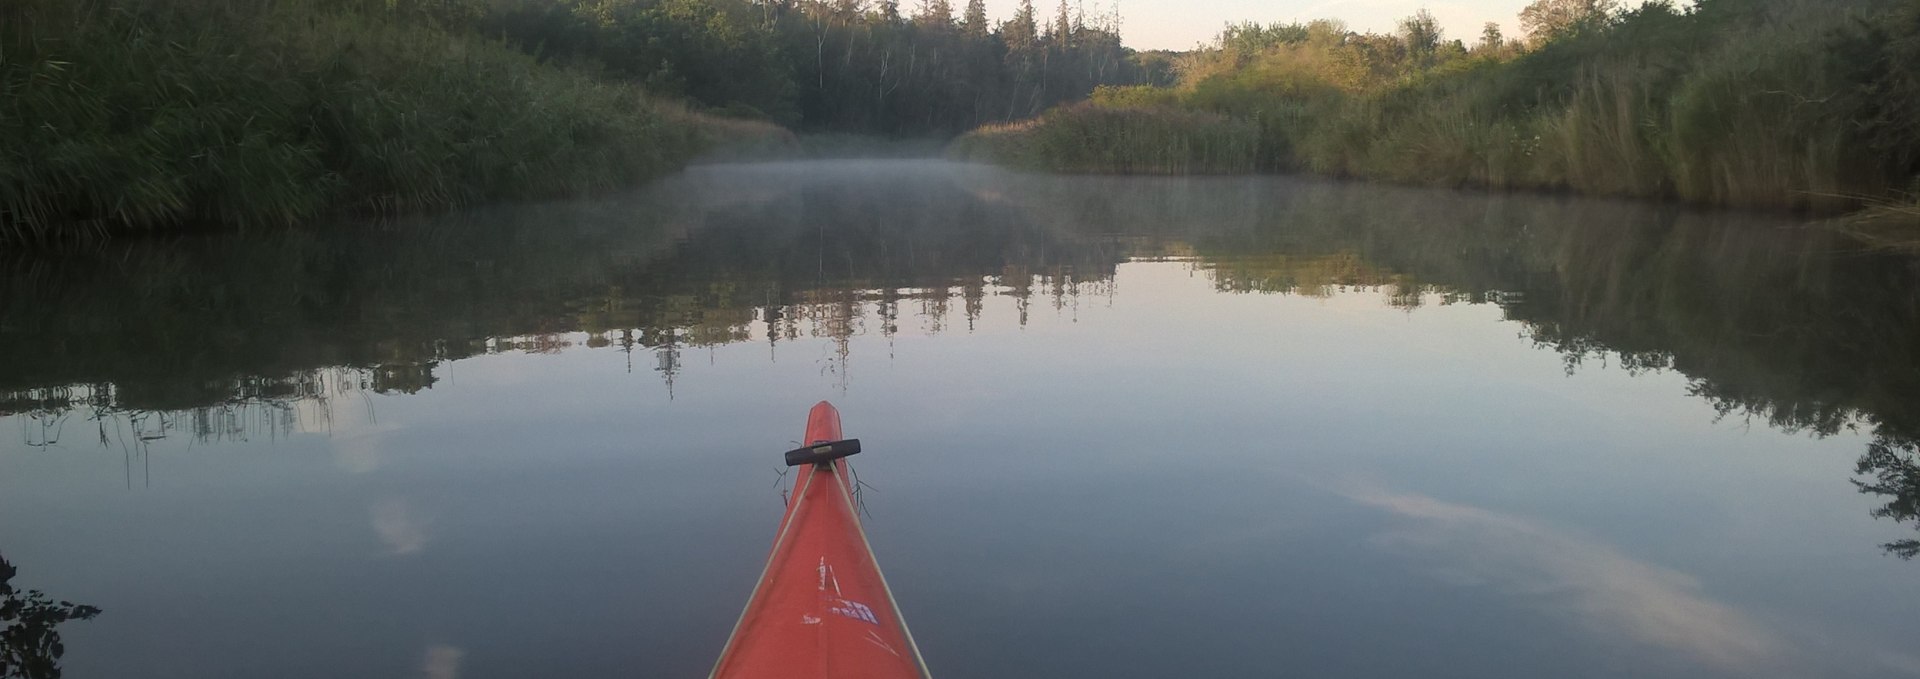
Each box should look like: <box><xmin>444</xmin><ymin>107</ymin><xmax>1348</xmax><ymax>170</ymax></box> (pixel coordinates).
<box><xmin>953</xmin><ymin>0</ymin><xmax>1920</xmax><ymax>213</ymax></box>
<box><xmin>0</xmin><ymin>0</ymin><xmax>785</xmax><ymax>242</ymax></box>
<box><xmin>950</xmin><ymin>104</ymin><xmax>1257</xmax><ymax>175</ymax></box>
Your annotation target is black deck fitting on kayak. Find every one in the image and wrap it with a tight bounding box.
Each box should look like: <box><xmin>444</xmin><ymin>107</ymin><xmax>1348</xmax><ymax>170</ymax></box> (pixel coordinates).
<box><xmin>784</xmin><ymin>439</ymin><xmax>861</xmax><ymax>467</ymax></box>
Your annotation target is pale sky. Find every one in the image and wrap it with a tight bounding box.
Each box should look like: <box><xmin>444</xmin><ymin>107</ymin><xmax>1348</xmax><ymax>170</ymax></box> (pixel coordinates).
<box><xmin>973</xmin><ymin>0</ymin><xmax>1539</xmax><ymax>51</ymax></box>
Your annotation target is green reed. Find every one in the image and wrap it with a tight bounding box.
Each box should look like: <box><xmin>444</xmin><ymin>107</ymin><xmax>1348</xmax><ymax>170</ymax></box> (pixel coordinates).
<box><xmin>952</xmin><ymin>0</ymin><xmax>1920</xmax><ymax>215</ymax></box>
<box><xmin>950</xmin><ymin>104</ymin><xmax>1258</xmax><ymax>175</ymax></box>
<box><xmin>0</xmin><ymin>0</ymin><xmax>783</xmax><ymax>243</ymax></box>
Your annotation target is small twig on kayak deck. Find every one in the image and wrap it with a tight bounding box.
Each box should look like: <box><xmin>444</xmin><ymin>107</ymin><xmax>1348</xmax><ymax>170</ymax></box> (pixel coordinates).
<box><xmin>848</xmin><ymin>465</ymin><xmax>877</xmax><ymax>519</ymax></box>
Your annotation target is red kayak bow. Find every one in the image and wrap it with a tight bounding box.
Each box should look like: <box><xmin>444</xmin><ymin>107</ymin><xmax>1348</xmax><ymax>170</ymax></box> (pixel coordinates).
<box><xmin>710</xmin><ymin>402</ymin><xmax>932</xmax><ymax>679</ymax></box>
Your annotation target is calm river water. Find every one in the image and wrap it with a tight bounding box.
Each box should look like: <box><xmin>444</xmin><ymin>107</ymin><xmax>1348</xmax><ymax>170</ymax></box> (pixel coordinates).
<box><xmin>2</xmin><ymin>160</ymin><xmax>1917</xmax><ymax>678</ymax></box>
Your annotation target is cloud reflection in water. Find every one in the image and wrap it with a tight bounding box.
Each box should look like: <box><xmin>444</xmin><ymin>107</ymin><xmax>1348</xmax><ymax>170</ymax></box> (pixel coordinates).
<box><xmin>422</xmin><ymin>644</ymin><xmax>464</xmax><ymax>679</ymax></box>
<box><xmin>1344</xmin><ymin>487</ymin><xmax>1784</xmax><ymax>674</ymax></box>
<box><xmin>371</xmin><ymin>497</ymin><xmax>433</xmax><ymax>556</ymax></box>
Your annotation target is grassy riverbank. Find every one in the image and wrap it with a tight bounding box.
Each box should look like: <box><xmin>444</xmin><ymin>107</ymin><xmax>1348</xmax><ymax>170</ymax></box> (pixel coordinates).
<box><xmin>0</xmin><ymin>0</ymin><xmax>788</xmax><ymax>242</ymax></box>
<box><xmin>949</xmin><ymin>104</ymin><xmax>1258</xmax><ymax>174</ymax></box>
<box><xmin>952</xmin><ymin>0</ymin><xmax>1920</xmax><ymax>214</ymax></box>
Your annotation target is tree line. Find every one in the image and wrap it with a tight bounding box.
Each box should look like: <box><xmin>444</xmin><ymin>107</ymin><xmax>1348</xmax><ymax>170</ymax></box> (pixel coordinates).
<box><xmin>12</xmin><ymin>0</ymin><xmax>1918</xmax><ymax>239</ymax></box>
<box><xmin>475</xmin><ymin>0</ymin><xmax>1160</xmax><ymax>135</ymax></box>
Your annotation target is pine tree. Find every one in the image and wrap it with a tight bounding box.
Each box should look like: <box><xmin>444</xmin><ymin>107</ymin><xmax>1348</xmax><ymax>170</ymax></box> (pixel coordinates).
<box><xmin>1053</xmin><ymin>0</ymin><xmax>1072</xmax><ymax>45</ymax></box>
<box><xmin>832</xmin><ymin>0</ymin><xmax>866</xmax><ymax>19</ymax></box>
<box><xmin>916</xmin><ymin>0</ymin><xmax>954</xmax><ymax>28</ymax></box>
<box><xmin>961</xmin><ymin>0</ymin><xmax>989</xmax><ymax>38</ymax></box>
<box><xmin>1004</xmin><ymin>0</ymin><xmax>1039</xmax><ymax>50</ymax></box>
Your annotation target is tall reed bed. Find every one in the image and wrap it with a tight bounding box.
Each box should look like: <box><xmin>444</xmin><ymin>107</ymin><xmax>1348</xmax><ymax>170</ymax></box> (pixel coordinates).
<box><xmin>950</xmin><ymin>104</ymin><xmax>1257</xmax><ymax>175</ymax></box>
<box><xmin>0</xmin><ymin>0</ymin><xmax>780</xmax><ymax>242</ymax></box>
<box><xmin>954</xmin><ymin>0</ymin><xmax>1920</xmax><ymax>214</ymax></box>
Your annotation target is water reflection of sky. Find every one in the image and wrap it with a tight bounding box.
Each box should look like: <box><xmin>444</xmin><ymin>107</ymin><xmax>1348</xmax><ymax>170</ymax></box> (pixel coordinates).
<box><xmin>2</xmin><ymin>162</ymin><xmax>1918</xmax><ymax>678</ymax></box>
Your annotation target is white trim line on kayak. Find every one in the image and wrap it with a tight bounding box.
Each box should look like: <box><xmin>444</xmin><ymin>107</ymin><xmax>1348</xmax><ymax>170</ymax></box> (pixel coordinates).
<box><xmin>708</xmin><ymin>463</ymin><xmax>822</xmax><ymax>679</ymax></box>
<box><xmin>831</xmin><ymin>463</ymin><xmax>934</xmax><ymax>679</ymax></box>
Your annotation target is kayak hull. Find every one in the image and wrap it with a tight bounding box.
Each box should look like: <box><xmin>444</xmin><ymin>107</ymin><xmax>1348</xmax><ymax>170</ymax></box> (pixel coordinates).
<box><xmin>710</xmin><ymin>402</ymin><xmax>930</xmax><ymax>679</ymax></box>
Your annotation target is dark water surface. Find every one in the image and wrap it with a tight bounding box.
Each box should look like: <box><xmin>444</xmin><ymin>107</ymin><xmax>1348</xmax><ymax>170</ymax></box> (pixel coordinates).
<box><xmin>3</xmin><ymin>160</ymin><xmax>1918</xmax><ymax>679</ymax></box>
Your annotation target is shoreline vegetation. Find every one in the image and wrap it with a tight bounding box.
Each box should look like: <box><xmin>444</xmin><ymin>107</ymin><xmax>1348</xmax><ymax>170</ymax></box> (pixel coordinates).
<box><xmin>950</xmin><ymin>106</ymin><xmax>1257</xmax><ymax>174</ymax></box>
<box><xmin>0</xmin><ymin>0</ymin><xmax>793</xmax><ymax>243</ymax></box>
<box><xmin>1</xmin><ymin>0</ymin><xmax>1154</xmax><ymax>243</ymax></box>
<box><xmin>8</xmin><ymin>0</ymin><xmax>1920</xmax><ymax>243</ymax></box>
<box><xmin>953</xmin><ymin>0</ymin><xmax>1920</xmax><ymax>218</ymax></box>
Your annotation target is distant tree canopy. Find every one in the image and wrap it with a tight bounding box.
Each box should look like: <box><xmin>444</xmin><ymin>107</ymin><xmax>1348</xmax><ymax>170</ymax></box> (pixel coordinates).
<box><xmin>1478</xmin><ymin>22</ymin><xmax>1504</xmax><ymax>52</ymax></box>
<box><xmin>1520</xmin><ymin>0</ymin><xmax>1620</xmax><ymax>44</ymax></box>
<box><xmin>1396</xmin><ymin>9</ymin><xmax>1443</xmax><ymax>65</ymax></box>
<box><xmin>475</xmin><ymin>0</ymin><xmax>1157</xmax><ymax>134</ymax></box>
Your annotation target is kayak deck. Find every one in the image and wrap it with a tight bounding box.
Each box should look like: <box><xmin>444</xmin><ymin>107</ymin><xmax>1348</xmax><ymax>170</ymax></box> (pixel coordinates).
<box><xmin>710</xmin><ymin>402</ymin><xmax>931</xmax><ymax>679</ymax></box>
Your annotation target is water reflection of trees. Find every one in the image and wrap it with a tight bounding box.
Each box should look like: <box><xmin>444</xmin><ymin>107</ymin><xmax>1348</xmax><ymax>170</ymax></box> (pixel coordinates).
<box><xmin>1</xmin><ymin>554</ymin><xmax>100</xmax><ymax>679</ymax></box>
<box><xmin>1855</xmin><ymin>440</ymin><xmax>1920</xmax><ymax>559</ymax></box>
<box><xmin>0</xmin><ymin>163</ymin><xmax>1126</xmax><ymax>421</ymax></box>
<box><xmin>3</xmin><ymin>161</ymin><xmax>1918</xmax><ymax>557</ymax></box>
<box><xmin>972</xmin><ymin>169</ymin><xmax>1920</xmax><ymax>559</ymax></box>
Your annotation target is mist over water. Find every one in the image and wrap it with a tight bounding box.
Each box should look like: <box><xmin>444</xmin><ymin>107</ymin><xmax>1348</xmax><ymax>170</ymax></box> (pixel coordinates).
<box><xmin>2</xmin><ymin>160</ymin><xmax>1917</xmax><ymax>678</ymax></box>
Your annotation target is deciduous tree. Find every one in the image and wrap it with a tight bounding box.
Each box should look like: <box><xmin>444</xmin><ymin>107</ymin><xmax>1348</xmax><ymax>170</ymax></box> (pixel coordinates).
<box><xmin>1520</xmin><ymin>0</ymin><xmax>1618</xmax><ymax>45</ymax></box>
